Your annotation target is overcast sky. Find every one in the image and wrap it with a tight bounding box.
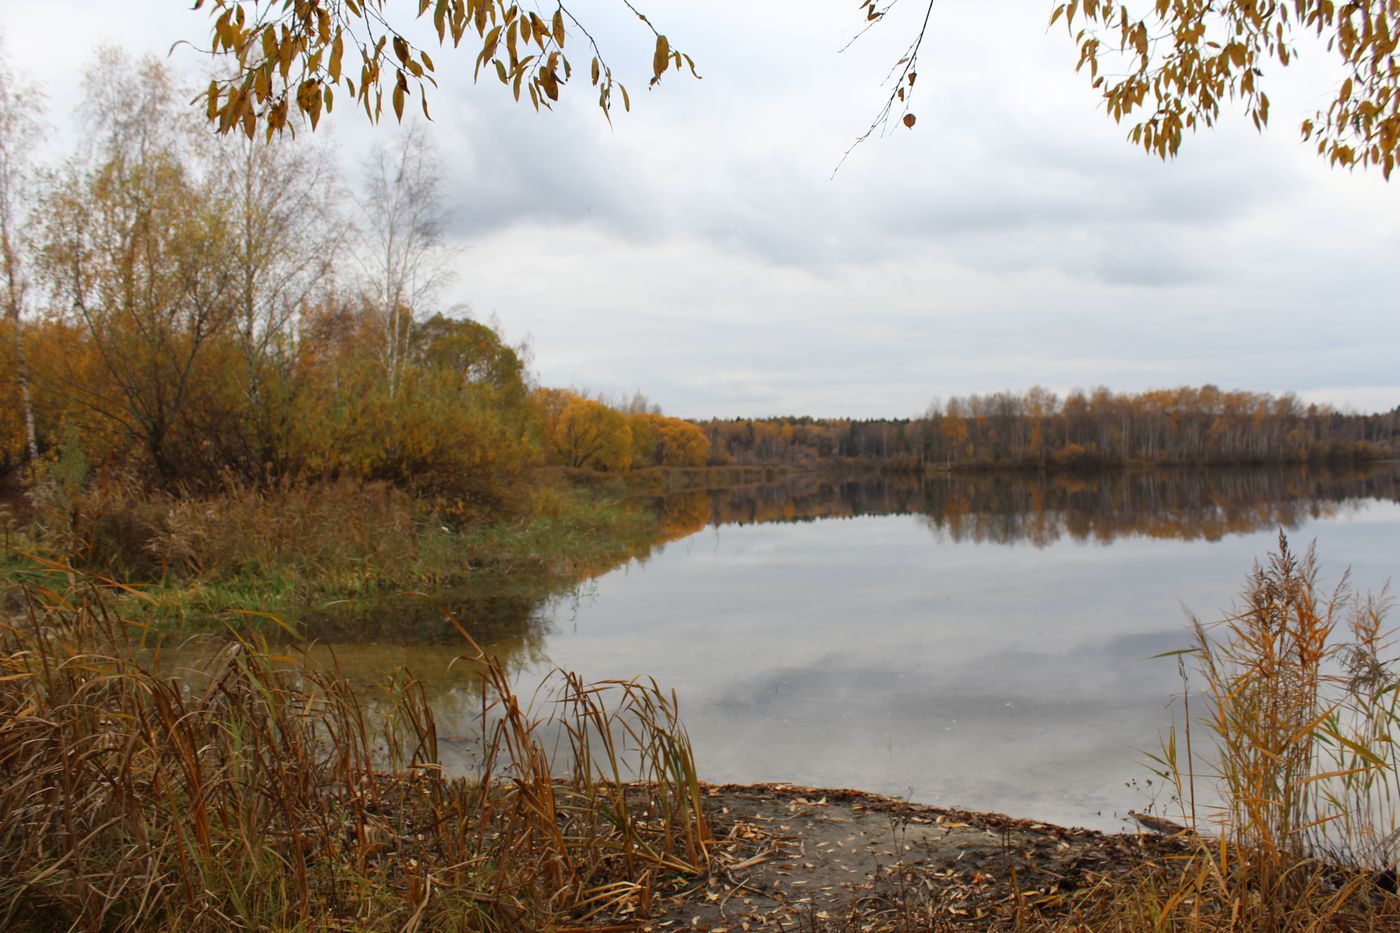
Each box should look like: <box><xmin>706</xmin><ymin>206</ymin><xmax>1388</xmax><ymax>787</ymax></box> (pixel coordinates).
<box><xmin>3</xmin><ymin>0</ymin><xmax>1397</xmax><ymax>418</ymax></box>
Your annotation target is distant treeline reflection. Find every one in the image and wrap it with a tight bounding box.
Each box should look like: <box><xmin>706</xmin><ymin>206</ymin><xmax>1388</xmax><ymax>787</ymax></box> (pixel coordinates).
<box><xmin>297</xmin><ymin>464</ymin><xmax>1396</xmax><ymax>652</ymax></box>
<box><xmin>661</xmin><ymin>464</ymin><xmax>1400</xmax><ymax>549</ymax></box>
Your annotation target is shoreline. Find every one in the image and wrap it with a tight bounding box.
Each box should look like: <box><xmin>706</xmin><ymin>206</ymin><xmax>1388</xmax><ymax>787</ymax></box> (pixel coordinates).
<box><xmin>649</xmin><ymin>781</ymin><xmax>1190</xmax><ymax>930</ymax></box>
<box><xmin>5</xmin><ymin>573</ymin><xmax>1398</xmax><ymax>931</ymax></box>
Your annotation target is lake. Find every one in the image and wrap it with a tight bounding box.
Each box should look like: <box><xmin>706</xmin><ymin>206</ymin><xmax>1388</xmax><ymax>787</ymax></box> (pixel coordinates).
<box><xmin>315</xmin><ymin>465</ymin><xmax>1400</xmax><ymax>832</ymax></box>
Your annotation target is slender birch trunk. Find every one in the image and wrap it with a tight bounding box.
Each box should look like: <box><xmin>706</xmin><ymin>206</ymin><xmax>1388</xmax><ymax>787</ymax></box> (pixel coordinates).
<box><xmin>2</xmin><ymin>219</ymin><xmax>39</xmax><ymax>469</ymax></box>
<box><xmin>0</xmin><ymin>51</ymin><xmax>39</xmax><ymax>473</ymax></box>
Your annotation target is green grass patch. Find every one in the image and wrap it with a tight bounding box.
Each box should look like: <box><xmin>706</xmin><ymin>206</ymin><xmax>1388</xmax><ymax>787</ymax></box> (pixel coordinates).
<box><xmin>1</xmin><ymin>474</ymin><xmax>666</xmax><ymax>639</ymax></box>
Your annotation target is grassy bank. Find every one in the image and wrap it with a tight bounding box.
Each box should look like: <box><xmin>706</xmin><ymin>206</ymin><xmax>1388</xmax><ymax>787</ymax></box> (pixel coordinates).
<box><xmin>0</xmin><ymin>463</ymin><xmax>867</xmax><ymax>635</ymax></box>
<box><xmin>1</xmin><ymin>473</ymin><xmax>664</xmax><ymax>634</ymax></box>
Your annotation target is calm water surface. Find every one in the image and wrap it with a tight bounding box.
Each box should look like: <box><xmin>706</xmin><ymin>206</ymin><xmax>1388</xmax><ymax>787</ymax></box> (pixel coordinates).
<box><xmin>338</xmin><ymin>467</ymin><xmax>1400</xmax><ymax>832</ymax></box>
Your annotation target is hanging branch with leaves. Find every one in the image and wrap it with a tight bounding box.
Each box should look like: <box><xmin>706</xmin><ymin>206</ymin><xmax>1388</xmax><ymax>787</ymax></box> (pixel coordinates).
<box><xmin>1050</xmin><ymin>0</ymin><xmax>1400</xmax><ymax>177</ymax></box>
<box><xmin>852</xmin><ymin>0</ymin><xmax>1399</xmax><ymax>178</ymax></box>
<box><xmin>194</xmin><ymin>0</ymin><xmax>700</xmax><ymax>138</ymax></box>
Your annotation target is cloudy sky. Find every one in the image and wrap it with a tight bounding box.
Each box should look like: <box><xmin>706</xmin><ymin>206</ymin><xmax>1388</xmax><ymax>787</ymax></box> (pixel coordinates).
<box><xmin>4</xmin><ymin>0</ymin><xmax>1397</xmax><ymax>417</ymax></box>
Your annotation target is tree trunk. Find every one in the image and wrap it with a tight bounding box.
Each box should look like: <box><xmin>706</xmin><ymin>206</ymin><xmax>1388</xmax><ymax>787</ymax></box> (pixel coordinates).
<box><xmin>3</xmin><ymin>229</ymin><xmax>39</xmax><ymax>471</ymax></box>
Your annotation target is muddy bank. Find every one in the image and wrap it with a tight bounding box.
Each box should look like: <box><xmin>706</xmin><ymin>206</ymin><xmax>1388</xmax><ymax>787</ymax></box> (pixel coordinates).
<box><xmin>643</xmin><ymin>783</ymin><xmax>1189</xmax><ymax>931</ymax></box>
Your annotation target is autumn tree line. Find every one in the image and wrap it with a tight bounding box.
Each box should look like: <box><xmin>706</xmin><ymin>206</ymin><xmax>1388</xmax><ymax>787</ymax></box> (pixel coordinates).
<box><xmin>0</xmin><ymin>50</ymin><xmax>706</xmax><ymax>518</ymax></box>
<box><xmin>702</xmin><ymin>387</ymin><xmax>1397</xmax><ymax>472</ymax></box>
<box><xmin>2</xmin><ymin>50</ymin><xmax>1394</xmax><ymax>524</ymax></box>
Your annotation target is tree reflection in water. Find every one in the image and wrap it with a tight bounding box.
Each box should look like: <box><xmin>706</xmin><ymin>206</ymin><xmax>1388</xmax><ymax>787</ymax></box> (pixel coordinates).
<box><xmin>683</xmin><ymin>464</ymin><xmax>1399</xmax><ymax>547</ymax></box>
<box><xmin>241</xmin><ymin>463</ymin><xmax>1397</xmax><ymax>714</ymax></box>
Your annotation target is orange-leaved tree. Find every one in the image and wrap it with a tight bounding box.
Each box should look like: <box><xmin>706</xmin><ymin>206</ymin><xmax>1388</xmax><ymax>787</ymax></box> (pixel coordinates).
<box><xmin>533</xmin><ymin>389</ymin><xmax>632</xmax><ymax>471</ymax></box>
<box><xmin>0</xmin><ymin>40</ymin><xmax>40</xmax><ymax>476</ymax></box>
<box><xmin>629</xmin><ymin>412</ymin><xmax>710</xmax><ymax>467</ymax></box>
<box><xmin>293</xmin><ymin>297</ymin><xmax>536</xmax><ymax>516</ymax></box>
<box><xmin>34</xmin><ymin>52</ymin><xmax>242</xmax><ymax>480</ymax></box>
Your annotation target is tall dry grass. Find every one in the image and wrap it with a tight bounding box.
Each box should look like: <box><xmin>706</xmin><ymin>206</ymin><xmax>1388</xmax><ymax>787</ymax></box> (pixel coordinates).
<box><xmin>0</xmin><ymin>578</ymin><xmax>711</xmax><ymax>931</ymax></box>
<box><xmin>23</xmin><ymin>474</ymin><xmax>449</xmax><ymax>586</ymax></box>
<box><xmin>5</xmin><ymin>473</ymin><xmax>664</xmax><ymax>636</ymax></box>
<box><xmin>1126</xmin><ymin>533</ymin><xmax>1400</xmax><ymax>931</ymax></box>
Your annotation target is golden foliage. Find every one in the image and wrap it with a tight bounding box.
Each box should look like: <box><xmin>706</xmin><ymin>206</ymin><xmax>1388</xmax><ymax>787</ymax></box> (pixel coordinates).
<box><xmin>856</xmin><ymin>1</ymin><xmax>1398</xmax><ymax>178</ymax></box>
<box><xmin>1051</xmin><ymin>0</ymin><xmax>1400</xmax><ymax>176</ymax></box>
<box><xmin>557</xmin><ymin>394</ymin><xmax>633</xmax><ymax>471</ymax></box>
<box><xmin>2</xmin><ymin>56</ymin><xmax>545</xmax><ymax>508</ymax></box>
<box><xmin>630</xmin><ymin>412</ymin><xmax>710</xmax><ymax>467</ymax></box>
<box><xmin>195</xmin><ymin>0</ymin><xmax>699</xmax><ymax>138</ymax></box>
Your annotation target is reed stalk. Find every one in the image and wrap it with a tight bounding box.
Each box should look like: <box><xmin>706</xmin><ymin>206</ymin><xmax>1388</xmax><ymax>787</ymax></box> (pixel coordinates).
<box><xmin>0</xmin><ymin>576</ymin><xmax>711</xmax><ymax>931</ymax></box>
<box><xmin>1135</xmin><ymin>533</ymin><xmax>1400</xmax><ymax>930</ymax></box>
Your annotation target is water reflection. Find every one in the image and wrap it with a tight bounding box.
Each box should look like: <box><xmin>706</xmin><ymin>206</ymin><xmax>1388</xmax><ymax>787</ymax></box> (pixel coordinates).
<box><xmin>288</xmin><ymin>464</ymin><xmax>1399</xmax><ymax>830</ymax></box>
<box><xmin>527</xmin><ymin>491</ymin><xmax>1398</xmax><ymax>831</ymax></box>
<box><xmin>669</xmin><ymin>464</ymin><xmax>1400</xmax><ymax>546</ymax></box>
<box><xmin>280</xmin><ymin>466</ymin><xmax>1397</xmax><ymax>654</ymax></box>
<box><xmin>301</xmin><ymin>464</ymin><xmax>1398</xmax><ymax>664</ymax></box>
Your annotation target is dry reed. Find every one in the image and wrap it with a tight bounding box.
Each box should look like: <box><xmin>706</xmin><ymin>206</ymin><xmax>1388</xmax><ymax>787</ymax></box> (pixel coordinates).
<box><xmin>1123</xmin><ymin>533</ymin><xmax>1400</xmax><ymax>931</ymax></box>
<box><xmin>0</xmin><ymin>575</ymin><xmax>711</xmax><ymax>931</ymax></box>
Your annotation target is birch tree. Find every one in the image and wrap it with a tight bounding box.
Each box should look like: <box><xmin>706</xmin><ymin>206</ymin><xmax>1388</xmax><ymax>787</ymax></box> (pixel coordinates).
<box><xmin>0</xmin><ymin>41</ymin><xmax>40</xmax><ymax>472</ymax></box>
<box><xmin>355</xmin><ymin>121</ymin><xmax>453</xmax><ymax>395</ymax></box>
<box><xmin>213</xmin><ymin>131</ymin><xmax>342</xmax><ymax>471</ymax></box>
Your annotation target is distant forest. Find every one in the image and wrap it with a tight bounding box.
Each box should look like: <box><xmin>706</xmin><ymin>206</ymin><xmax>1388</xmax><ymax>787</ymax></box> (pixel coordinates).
<box><xmin>700</xmin><ymin>387</ymin><xmax>1399</xmax><ymax>471</ymax></box>
<box><xmin>669</xmin><ymin>465</ymin><xmax>1400</xmax><ymax>548</ymax></box>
